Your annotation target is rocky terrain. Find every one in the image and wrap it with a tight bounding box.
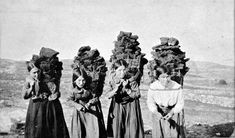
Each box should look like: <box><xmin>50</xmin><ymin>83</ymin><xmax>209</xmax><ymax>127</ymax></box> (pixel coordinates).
<box><xmin>0</xmin><ymin>58</ymin><xmax>234</xmax><ymax>137</ymax></box>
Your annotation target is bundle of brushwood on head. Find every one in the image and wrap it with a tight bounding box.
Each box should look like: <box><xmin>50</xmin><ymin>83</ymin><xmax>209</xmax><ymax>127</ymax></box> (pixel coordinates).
<box><xmin>147</xmin><ymin>37</ymin><xmax>190</xmax><ymax>85</ymax></box>
<box><xmin>72</xmin><ymin>46</ymin><xmax>108</xmax><ymax>97</ymax></box>
<box><xmin>29</xmin><ymin>47</ymin><xmax>63</xmax><ymax>99</ymax></box>
<box><xmin>109</xmin><ymin>31</ymin><xmax>148</xmax><ymax>85</ymax></box>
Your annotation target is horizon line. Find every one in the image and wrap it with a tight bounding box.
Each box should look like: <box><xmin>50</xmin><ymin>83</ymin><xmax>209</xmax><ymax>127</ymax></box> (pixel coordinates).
<box><xmin>0</xmin><ymin>57</ymin><xmax>234</xmax><ymax>67</ymax></box>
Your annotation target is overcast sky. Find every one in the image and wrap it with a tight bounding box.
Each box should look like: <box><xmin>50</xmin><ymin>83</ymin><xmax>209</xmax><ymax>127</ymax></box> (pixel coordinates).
<box><xmin>0</xmin><ymin>0</ymin><xmax>234</xmax><ymax>66</ymax></box>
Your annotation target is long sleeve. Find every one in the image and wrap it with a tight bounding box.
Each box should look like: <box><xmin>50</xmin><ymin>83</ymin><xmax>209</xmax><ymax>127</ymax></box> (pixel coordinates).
<box><xmin>67</xmin><ymin>89</ymin><xmax>84</xmax><ymax>109</ymax></box>
<box><xmin>22</xmin><ymin>82</ymin><xmax>32</xmax><ymax>99</ymax></box>
<box><xmin>67</xmin><ymin>90</ymin><xmax>76</xmax><ymax>106</ymax></box>
<box><xmin>87</xmin><ymin>96</ymin><xmax>99</xmax><ymax>106</ymax></box>
<box><xmin>105</xmin><ymin>78</ymin><xmax>122</xmax><ymax>99</ymax></box>
<box><xmin>172</xmin><ymin>89</ymin><xmax>184</xmax><ymax>114</ymax></box>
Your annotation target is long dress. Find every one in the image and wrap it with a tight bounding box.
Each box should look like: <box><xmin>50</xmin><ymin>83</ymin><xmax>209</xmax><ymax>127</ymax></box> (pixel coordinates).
<box><xmin>147</xmin><ymin>80</ymin><xmax>186</xmax><ymax>138</ymax></box>
<box><xmin>68</xmin><ymin>88</ymin><xmax>107</xmax><ymax>138</ymax></box>
<box><xmin>42</xmin><ymin>81</ymin><xmax>69</xmax><ymax>138</ymax></box>
<box><xmin>46</xmin><ymin>98</ymin><xmax>70</xmax><ymax>138</ymax></box>
<box><xmin>107</xmin><ymin>80</ymin><xmax>144</xmax><ymax>138</ymax></box>
<box><xmin>23</xmin><ymin>80</ymin><xmax>50</xmax><ymax>138</ymax></box>
<box><xmin>24</xmin><ymin>81</ymin><xmax>69</xmax><ymax>138</ymax></box>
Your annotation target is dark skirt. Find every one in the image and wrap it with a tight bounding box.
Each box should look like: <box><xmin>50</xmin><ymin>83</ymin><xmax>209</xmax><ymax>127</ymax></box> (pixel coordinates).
<box><xmin>70</xmin><ymin>101</ymin><xmax>107</xmax><ymax>138</ymax></box>
<box><xmin>107</xmin><ymin>98</ymin><xmax>144</xmax><ymax>138</ymax></box>
<box><xmin>46</xmin><ymin>99</ymin><xmax>70</xmax><ymax>138</ymax></box>
<box><xmin>24</xmin><ymin>99</ymin><xmax>69</xmax><ymax>138</ymax></box>
<box><xmin>152</xmin><ymin>110</ymin><xmax>186</xmax><ymax>138</ymax></box>
<box><xmin>24</xmin><ymin>99</ymin><xmax>49</xmax><ymax>138</ymax></box>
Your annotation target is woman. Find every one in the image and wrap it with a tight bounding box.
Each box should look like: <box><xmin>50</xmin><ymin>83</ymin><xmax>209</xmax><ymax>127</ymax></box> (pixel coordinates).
<box><xmin>107</xmin><ymin>59</ymin><xmax>144</xmax><ymax>138</ymax></box>
<box><xmin>23</xmin><ymin>62</ymin><xmax>50</xmax><ymax>138</ymax></box>
<box><xmin>40</xmin><ymin>47</ymin><xmax>70</xmax><ymax>138</ymax></box>
<box><xmin>147</xmin><ymin>66</ymin><xmax>186</xmax><ymax>138</ymax></box>
<box><xmin>68</xmin><ymin>68</ymin><xmax>107</xmax><ymax>138</ymax></box>
<box><xmin>45</xmin><ymin>81</ymin><xmax>70</xmax><ymax>138</ymax></box>
<box><xmin>23</xmin><ymin>51</ymin><xmax>69</xmax><ymax>138</ymax></box>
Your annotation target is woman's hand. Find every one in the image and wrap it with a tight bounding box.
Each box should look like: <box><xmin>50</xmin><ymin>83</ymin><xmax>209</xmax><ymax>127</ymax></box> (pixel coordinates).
<box><xmin>162</xmin><ymin>110</ymin><xmax>174</xmax><ymax>120</ymax></box>
<box><xmin>48</xmin><ymin>95</ymin><xmax>56</xmax><ymax>101</ymax></box>
<box><xmin>84</xmin><ymin>102</ymin><xmax>91</xmax><ymax>109</ymax></box>
<box><xmin>159</xmin><ymin>105</ymin><xmax>170</xmax><ymax>114</ymax></box>
<box><xmin>48</xmin><ymin>92</ymin><xmax>59</xmax><ymax>101</ymax></box>
<box><xmin>75</xmin><ymin>103</ymin><xmax>85</xmax><ymax>111</ymax></box>
<box><xmin>108</xmin><ymin>83</ymin><xmax>122</xmax><ymax>99</ymax></box>
<box><xmin>23</xmin><ymin>80</ymin><xmax>35</xmax><ymax>99</ymax></box>
<box><xmin>80</xmin><ymin>106</ymin><xmax>87</xmax><ymax>112</ymax></box>
<box><xmin>29</xmin><ymin>80</ymin><xmax>35</xmax><ymax>88</ymax></box>
<box><xmin>122</xmin><ymin>80</ymin><xmax>129</xmax><ymax>88</ymax></box>
<box><xmin>108</xmin><ymin>90</ymin><xmax>117</xmax><ymax>99</ymax></box>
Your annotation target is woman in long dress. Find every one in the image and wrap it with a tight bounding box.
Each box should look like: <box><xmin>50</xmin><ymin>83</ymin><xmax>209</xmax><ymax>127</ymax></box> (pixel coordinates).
<box><xmin>23</xmin><ymin>48</ymin><xmax>69</xmax><ymax>138</ymax></box>
<box><xmin>147</xmin><ymin>66</ymin><xmax>186</xmax><ymax>138</ymax></box>
<box><xmin>68</xmin><ymin>68</ymin><xmax>107</xmax><ymax>138</ymax></box>
<box><xmin>23</xmin><ymin>62</ymin><xmax>50</xmax><ymax>138</ymax></box>
<box><xmin>107</xmin><ymin>59</ymin><xmax>144</xmax><ymax>138</ymax></box>
<box><xmin>45</xmin><ymin>81</ymin><xmax>70</xmax><ymax>138</ymax></box>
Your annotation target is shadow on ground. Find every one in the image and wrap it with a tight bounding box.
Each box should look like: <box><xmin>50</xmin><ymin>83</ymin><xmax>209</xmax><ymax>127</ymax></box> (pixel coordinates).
<box><xmin>1</xmin><ymin>122</ymin><xmax>234</xmax><ymax>138</ymax></box>
<box><xmin>144</xmin><ymin>122</ymin><xmax>235</xmax><ymax>138</ymax></box>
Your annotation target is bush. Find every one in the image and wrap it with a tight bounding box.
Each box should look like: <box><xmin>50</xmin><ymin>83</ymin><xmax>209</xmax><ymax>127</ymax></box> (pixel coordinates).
<box><xmin>218</xmin><ymin>79</ymin><xmax>227</xmax><ymax>85</ymax></box>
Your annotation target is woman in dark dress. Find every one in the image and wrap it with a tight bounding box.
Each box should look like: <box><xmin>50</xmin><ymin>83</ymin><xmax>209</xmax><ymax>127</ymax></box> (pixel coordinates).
<box><xmin>45</xmin><ymin>81</ymin><xmax>70</xmax><ymax>138</ymax></box>
<box><xmin>23</xmin><ymin>62</ymin><xmax>49</xmax><ymax>138</ymax></box>
<box><xmin>23</xmin><ymin>47</ymin><xmax>69</xmax><ymax>138</ymax></box>
<box><xmin>107</xmin><ymin>59</ymin><xmax>144</xmax><ymax>138</ymax></box>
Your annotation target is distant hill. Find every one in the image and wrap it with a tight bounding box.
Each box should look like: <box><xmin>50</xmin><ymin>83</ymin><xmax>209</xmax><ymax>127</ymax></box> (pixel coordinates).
<box><xmin>185</xmin><ymin>60</ymin><xmax>234</xmax><ymax>82</ymax></box>
<box><xmin>0</xmin><ymin>58</ymin><xmax>234</xmax><ymax>82</ymax></box>
<box><xmin>187</xmin><ymin>60</ymin><xmax>234</xmax><ymax>71</ymax></box>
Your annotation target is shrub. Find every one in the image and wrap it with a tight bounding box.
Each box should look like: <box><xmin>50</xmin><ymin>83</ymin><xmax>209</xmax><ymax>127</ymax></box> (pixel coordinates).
<box><xmin>218</xmin><ymin>79</ymin><xmax>227</xmax><ymax>85</ymax></box>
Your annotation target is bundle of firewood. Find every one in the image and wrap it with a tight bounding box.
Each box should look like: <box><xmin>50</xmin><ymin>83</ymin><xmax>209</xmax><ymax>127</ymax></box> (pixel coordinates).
<box><xmin>30</xmin><ymin>47</ymin><xmax>63</xmax><ymax>87</ymax></box>
<box><xmin>147</xmin><ymin>37</ymin><xmax>189</xmax><ymax>85</ymax></box>
<box><xmin>110</xmin><ymin>31</ymin><xmax>148</xmax><ymax>85</ymax></box>
<box><xmin>72</xmin><ymin>46</ymin><xmax>107</xmax><ymax>96</ymax></box>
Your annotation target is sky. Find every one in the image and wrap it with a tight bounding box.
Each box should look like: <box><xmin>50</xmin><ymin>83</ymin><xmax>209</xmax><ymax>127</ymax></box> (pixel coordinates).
<box><xmin>0</xmin><ymin>0</ymin><xmax>234</xmax><ymax>66</ymax></box>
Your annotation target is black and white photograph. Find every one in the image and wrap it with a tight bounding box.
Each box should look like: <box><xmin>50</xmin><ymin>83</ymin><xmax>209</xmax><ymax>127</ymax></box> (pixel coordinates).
<box><xmin>0</xmin><ymin>0</ymin><xmax>234</xmax><ymax>137</ymax></box>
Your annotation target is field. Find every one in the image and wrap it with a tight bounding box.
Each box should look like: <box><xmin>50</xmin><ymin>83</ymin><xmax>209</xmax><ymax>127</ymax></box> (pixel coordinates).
<box><xmin>0</xmin><ymin>59</ymin><xmax>234</xmax><ymax>137</ymax></box>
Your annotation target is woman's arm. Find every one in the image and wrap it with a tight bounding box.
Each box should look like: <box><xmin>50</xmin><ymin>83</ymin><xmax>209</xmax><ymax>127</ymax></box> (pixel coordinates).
<box><xmin>147</xmin><ymin>88</ymin><xmax>162</xmax><ymax>117</ymax></box>
<box><xmin>163</xmin><ymin>89</ymin><xmax>184</xmax><ymax>120</ymax></box>
<box><xmin>81</xmin><ymin>90</ymin><xmax>96</xmax><ymax>109</ymax></box>
<box><xmin>126</xmin><ymin>81</ymin><xmax>140</xmax><ymax>99</ymax></box>
<box><xmin>107</xmin><ymin>81</ymin><xmax>122</xmax><ymax>99</ymax></box>
<box><xmin>22</xmin><ymin>82</ymin><xmax>33</xmax><ymax>99</ymax></box>
<box><xmin>67</xmin><ymin>89</ymin><xmax>85</xmax><ymax>111</ymax></box>
<box><xmin>85</xmin><ymin>96</ymin><xmax>99</xmax><ymax>109</ymax></box>
<box><xmin>48</xmin><ymin>91</ymin><xmax>60</xmax><ymax>101</ymax></box>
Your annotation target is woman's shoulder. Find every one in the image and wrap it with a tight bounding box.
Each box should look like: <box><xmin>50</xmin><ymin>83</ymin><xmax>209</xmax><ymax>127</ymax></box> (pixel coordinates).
<box><xmin>149</xmin><ymin>80</ymin><xmax>181</xmax><ymax>90</ymax></box>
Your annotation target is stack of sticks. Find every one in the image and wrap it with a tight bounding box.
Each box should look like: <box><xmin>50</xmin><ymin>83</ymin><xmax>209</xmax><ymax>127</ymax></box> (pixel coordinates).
<box><xmin>147</xmin><ymin>37</ymin><xmax>190</xmax><ymax>85</ymax></box>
